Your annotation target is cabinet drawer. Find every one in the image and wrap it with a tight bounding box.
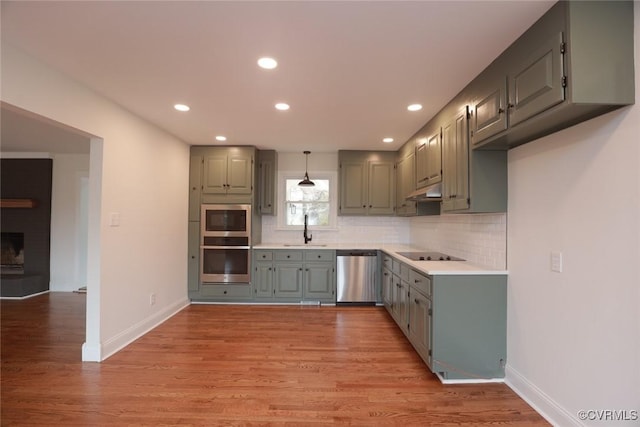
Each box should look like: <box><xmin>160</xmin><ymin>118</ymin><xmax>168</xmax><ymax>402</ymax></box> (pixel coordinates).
<box><xmin>392</xmin><ymin>258</ymin><xmax>402</xmax><ymax>275</ymax></box>
<box><xmin>199</xmin><ymin>284</ymin><xmax>252</xmax><ymax>298</ymax></box>
<box><xmin>400</xmin><ymin>263</ymin><xmax>410</xmax><ymax>282</ymax></box>
<box><xmin>409</xmin><ymin>270</ymin><xmax>431</xmax><ymax>296</ymax></box>
<box><xmin>304</xmin><ymin>250</ymin><xmax>334</xmax><ymax>262</ymax></box>
<box><xmin>254</xmin><ymin>250</ymin><xmax>273</xmax><ymax>261</ymax></box>
<box><xmin>382</xmin><ymin>253</ymin><xmax>393</xmax><ymax>269</ymax></box>
<box><xmin>274</xmin><ymin>250</ymin><xmax>303</xmax><ymax>261</ymax></box>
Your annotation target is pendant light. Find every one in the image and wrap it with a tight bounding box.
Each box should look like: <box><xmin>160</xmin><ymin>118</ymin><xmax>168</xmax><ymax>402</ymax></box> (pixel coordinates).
<box><xmin>298</xmin><ymin>151</ymin><xmax>315</xmax><ymax>187</ymax></box>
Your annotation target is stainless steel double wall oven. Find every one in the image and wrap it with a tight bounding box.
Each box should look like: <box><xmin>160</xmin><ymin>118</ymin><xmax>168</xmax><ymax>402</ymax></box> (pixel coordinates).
<box><xmin>200</xmin><ymin>204</ymin><xmax>251</xmax><ymax>283</ymax></box>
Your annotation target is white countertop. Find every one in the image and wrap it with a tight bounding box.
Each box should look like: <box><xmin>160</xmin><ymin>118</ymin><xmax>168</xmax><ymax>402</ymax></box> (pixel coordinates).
<box><xmin>252</xmin><ymin>243</ymin><xmax>508</xmax><ymax>276</ymax></box>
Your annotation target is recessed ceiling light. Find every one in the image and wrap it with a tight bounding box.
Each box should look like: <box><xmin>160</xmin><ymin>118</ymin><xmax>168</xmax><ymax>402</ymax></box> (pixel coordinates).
<box><xmin>383</xmin><ymin>137</ymin><xmax>394</xmax><ymax>143</ymax></box>
<box><xmin>174</xmin><ymin>104</ymin><xmax>190</xmax><ymax>112</ymax></box>
<box><xmin>407</xmin><ymin>104</ymin><xmax>422</xmax><ymax>112</ymax></box>
<box><xmin>258</xmin><ymin>57</ymin><xmax>278</xmax><ymax>70</ymax></box>
<box><xmin>215</xmin><ymin>136</ymin><xmax>227</xmax><ymax>142</ymax></box>
<box><xmin>275</xmin><ymin>103</ymin><xmax>290</xmax><ymax>111</ymax></box>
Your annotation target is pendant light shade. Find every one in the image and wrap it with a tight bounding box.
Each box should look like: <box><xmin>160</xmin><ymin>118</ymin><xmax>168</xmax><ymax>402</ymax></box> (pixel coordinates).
<box><xmin>298</xmin><ymin>151</ymin><xmax>315</xmax><ymax>187</ymax></box>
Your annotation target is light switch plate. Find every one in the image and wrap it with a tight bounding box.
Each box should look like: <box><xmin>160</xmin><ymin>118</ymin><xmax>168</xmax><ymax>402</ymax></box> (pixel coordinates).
<box><xmin>109</xmin><ymin>212</ymin><xmax>120</xmax><ymax>227</ymax></box>
<box><xmin>550</xmin><ymin>251</ymin><xmax>563</xmax><ymax>273</ymax></box>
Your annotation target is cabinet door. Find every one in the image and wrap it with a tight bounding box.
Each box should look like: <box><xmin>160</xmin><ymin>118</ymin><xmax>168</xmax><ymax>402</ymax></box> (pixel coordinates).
<box><xmin>274</xmin><ymin>263</ymin><xmax>303</xmax><ymax>298</ymax></box>
<box><xmin>508</xmin><ymin>32</ymin><xmax>565</xmax><ymax>127</ymax></box>
<box><xmin>202</xmin><ymin>153</ymin><xmax>228</xmax><ymax>194</ymax></box>
<box><xmin>471</xmin><ymin>76</ymin><xmax>508</xmax><ymax>146</ymax></box>
<box><xmin>393</xmin><ymin>278</ymin><xmax>409</xmax><ymax>335</ymax></box>
<box><xmin>442</xmin><ymin>106</ymin><xmax>470</xmax><ymax>212</ymax></box>
<box><xmin>254</xmin><ymin>262</ymin><xmax>274</xmax><ymax>298</ymax></box>
<box><xmin>415</xmin><ymin>141</ymin><xmax>428</xmax><ymax>189</ymax></box>
<box><xmin>426</xmin><ymin>131</ymin><xmax>442</xmax><ymax>185</ymax></box>
<box><xmin>367</xmin><ymin>160</ymin><xmax>395</xmax><ymax>215</ymax></box>
<box><xmin>339</xmin><ymin>161</ymin><xmax>367</xmax><ymax>215</ymax></box>
<box><xmin>227</xmin><ymin>151</ymin><xmax>253</xmax><ymax>195</ymax></box>
<box><xmin>304</xmin><ymin>263</ymin><xmax>334</xmax><ymax>300</ymax></box>
<box><xmin>396</xmin><ymin>153</ymin><xmax>416</xmax><ymax>216</ymax></box>
<box><xmin>189</xmin><ymin>155</ymin><xmax>203</xmax><ymax>221</ymax></box>
<box><xmin>382</xmin><ymin>267</ymin><xmax>393</xmax><ymax>311</ymax></box>
<box><xmin>258</xmin><ymin>151</ymin><xmax>276</xmax><ymax>215</ymax></box>
<box><xmin>409</xmin><ymin>288</ymin><xmax>432</xmax><ymax>369</ymax></box>
<box><xmin>187</xmin><ymin>221</ymin><xmax>200</xmax><ymax>293</ymax></box>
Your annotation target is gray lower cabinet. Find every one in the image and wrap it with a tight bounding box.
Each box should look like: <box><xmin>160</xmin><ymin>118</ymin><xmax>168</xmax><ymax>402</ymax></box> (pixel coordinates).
<box><xmin>408</xmin><ymin>286</ymin><xmax>432</xmax><ymax>369</ymax></box>
<box><xmin>382</xmin><ymin>252</ymin><xmax>507</xmax><ymax>381</ymax></box>
<box><xmin>187</xmin><ymin>221</ymin><xmax>200</xmax><ymax>295</ymax></box>
<box><xmin>253</xmin><ymin>249</ymin><xmax>336</xmax><ymax>303</ymax></box>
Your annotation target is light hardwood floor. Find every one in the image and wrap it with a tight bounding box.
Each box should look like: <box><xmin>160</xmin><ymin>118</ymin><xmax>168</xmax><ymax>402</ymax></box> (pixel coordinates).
<box><xmin>1</xmin><ymin>293</ymin><xmax>548</xmax><ymax>426</ymax></box>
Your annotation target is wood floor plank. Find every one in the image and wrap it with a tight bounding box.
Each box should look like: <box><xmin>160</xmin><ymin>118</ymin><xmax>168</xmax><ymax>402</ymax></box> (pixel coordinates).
<box><xmin>1</xmin><ymin>293</ymin><xmax>549</xmax><ymax>426</ymax></box>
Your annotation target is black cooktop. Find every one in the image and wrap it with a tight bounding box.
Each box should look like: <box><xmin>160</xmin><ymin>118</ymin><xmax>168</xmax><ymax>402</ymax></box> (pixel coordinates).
<box><xmin>397</xmin><ymin>251</ymin><xmax>465</xmax><ymax>262</ymax></box>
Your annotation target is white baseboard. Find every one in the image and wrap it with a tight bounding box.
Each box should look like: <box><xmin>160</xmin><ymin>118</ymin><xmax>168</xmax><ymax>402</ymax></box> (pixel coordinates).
<box><xmin>0</xmin><ymin>290</ymin><xmax>50</xmax><ymax>300</ymax></box>
<box><xmin>505</xmin><ymin>364</ymin><xmax>583</xmax><ymax>427</ymax></box>
<box><xmin>100</xmin><ymin>297</ymin><xmax>190</xmax><ymax>361</ymax></box>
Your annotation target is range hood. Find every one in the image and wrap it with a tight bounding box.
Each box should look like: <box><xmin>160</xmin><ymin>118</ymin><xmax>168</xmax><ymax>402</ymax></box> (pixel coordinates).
<box><xmin>406</xmin><ymin>182</ymin><xmax>442</xmax><ymax>202</ymax></box>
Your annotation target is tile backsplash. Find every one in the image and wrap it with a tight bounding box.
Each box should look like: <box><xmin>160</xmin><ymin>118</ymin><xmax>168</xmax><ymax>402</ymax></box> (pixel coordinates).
<box><xmin>261</xmin><ymin>215</ymin><xmax>411</xmax><ymax>245</ymax></box>
<box><xmin>410</xmin><ymin>213</ymin><xmax>507</xmax><ymax>269</ymax></box>
<box><xmin>261</xmin><ymin>213</ymin><xmax>506</xmax><ymax>269</ymax></box>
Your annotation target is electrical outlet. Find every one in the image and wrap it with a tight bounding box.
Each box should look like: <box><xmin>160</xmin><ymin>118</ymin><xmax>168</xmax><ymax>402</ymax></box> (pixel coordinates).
<box><xmin>149</xmin><ymin>293</ymin><xmax>156</xmax><ymax>306</ymax></box>
<box><xmin>550</xmin><ymin>251</ymin><xmax>563</xmax><ymax>273</ymax></box>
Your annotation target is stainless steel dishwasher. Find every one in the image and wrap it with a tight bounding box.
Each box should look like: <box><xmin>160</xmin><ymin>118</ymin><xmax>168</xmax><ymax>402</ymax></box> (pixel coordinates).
<box><xmin>336</xmin><ymin>250</ymin><xmax>378</xmax><ymax>305</ymax></box>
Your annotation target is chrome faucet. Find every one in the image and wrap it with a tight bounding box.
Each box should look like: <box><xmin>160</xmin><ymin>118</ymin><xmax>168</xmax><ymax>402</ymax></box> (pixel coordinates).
<box><xmin>303</xmin><ymin>214</ymin><xmax>312</xmax><ymax>244</ymax></box>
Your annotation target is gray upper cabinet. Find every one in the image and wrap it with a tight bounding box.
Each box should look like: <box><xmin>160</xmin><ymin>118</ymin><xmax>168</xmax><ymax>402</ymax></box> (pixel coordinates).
<box><xmin>442</xmin><ymin>106</ymin><xmax>470</xmax><ymax>212</ymax></box>
<box><xmin>471</xmin><ymin>0</ymin><xmax>634</xmax><ymax>149</ymax></box>
<box><xmin>257</xmin><ymin>150</ymin><xmax>277</xmax><ymax>215</ymax></box>
<box><xmin>339</xmin><ymin>151</ymin><xmax>395</xmax><ymax>216</ymax></box>
<box><xmin>470</xmin><ymin>77</ymin><xmax>508</xmax><ymax>145</ymax></box>
<box><xmin>415</xmin><ymin>128</ymin><xmax>442</xmax><ymax>189</ymax></box>
<box><xmin>507</xmin><ymin>31</ymin><xmax>565</xmax><ymax>127</ymax></box>
<box><xmin>201</xmin><ymin>147</ymin><xmax>254</xmax><ymax>197</ymax></box>
<box><xmin>188</xmin><ymin>154</ymin><xmax>203</xmax><ymax>222</ymax></box>
<box><xmin>395</xmin><ymin>150</ymin><xmax>417</xmax><ymax>216</ymax></box>
<box><xmin>441</xmin><ymin>104</ymin><xmax>507</xmax><ymax>213</ymax></box>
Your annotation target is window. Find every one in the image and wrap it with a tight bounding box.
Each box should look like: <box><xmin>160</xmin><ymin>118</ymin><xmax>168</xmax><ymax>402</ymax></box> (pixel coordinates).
<box><xmin>277</xmin><ymin>172</ymin><xmax>336</xmax><ymax>229</ymax></box>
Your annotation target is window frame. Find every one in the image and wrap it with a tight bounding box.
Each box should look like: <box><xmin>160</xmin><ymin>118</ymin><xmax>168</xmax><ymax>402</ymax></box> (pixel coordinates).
<box><xmin>276</xmin><ymin>170</ymin><xmax>338</xmax><ymax>231</ymax></box>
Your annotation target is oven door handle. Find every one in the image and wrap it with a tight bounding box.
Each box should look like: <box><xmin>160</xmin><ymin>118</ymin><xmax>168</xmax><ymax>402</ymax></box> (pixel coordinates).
<box><xmin>200</xmin><ymin>246</ymin><xmax>251</xmax><ymax>250</ymax></box>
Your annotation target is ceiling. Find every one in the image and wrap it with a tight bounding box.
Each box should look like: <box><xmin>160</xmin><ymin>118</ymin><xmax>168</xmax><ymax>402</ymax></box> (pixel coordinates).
<box><xmin>1</xmin><ymin>1</ymin><xmax>555</xmax><ymax>154</ymax></box>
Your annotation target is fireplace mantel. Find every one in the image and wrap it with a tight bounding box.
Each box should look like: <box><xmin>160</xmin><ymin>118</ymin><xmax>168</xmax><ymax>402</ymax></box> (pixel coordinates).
<box><xmin>0</xmin><ymin>199</ymin><xmax>38</xmax><ymax>209</ymax></box>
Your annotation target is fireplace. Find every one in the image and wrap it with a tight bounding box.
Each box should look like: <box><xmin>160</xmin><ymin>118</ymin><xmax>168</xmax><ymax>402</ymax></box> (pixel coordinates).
<box><xmin>1</xmin><ymin>232</ymin><xmax>25</xmax><ymax>275</ymax></box>
<box><xmin>1</xmin><ymin>158</ymin><xmax>52</xmax><ymax>297</ymax></box>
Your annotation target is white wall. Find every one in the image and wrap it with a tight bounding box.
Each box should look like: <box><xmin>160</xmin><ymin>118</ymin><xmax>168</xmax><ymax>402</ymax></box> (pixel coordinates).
<box><xmin>50</xmin><ymin>154</ymin><xmax>90</xmax><ymax>292</ymax></box>
<box><xmin>505</xmin><ymin>8</ymin><xmax>640</xmax><ymax>424</ymax></box>
<box><xmin>261</xmin><ymin>151</ymin><xmax>411</xmax><ymax>245</ymax></box>
<box><xmin>1</xmin><ymin>43</ymin><xmax>191</xmax><ymax>361</ymax></box>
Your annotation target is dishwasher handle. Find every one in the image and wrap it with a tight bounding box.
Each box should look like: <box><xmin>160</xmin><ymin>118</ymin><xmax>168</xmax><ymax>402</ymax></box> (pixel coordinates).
<box><xmin>336</xmin><ymin>250</ymin><xmax>378</xmax><ymax>257</ymax></box>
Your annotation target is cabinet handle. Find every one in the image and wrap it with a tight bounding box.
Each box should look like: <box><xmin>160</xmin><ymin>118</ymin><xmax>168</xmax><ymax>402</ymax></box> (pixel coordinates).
<box><xmin>498</xmin><ymin>107</ymin><xmax>505</xmax><ymax>114</ymax></box>
<box><xmin>369</xmin><ymin>205</ymin><xmax>372</xmax><ymax>208</ymax></box>
<box><xmin>287</xmin><ymin>255</ymin><xmax>290</xmax><ymax>258</ymax></box>
<box><xmin>414</xmin><ymin>298</ymin><xmax>420</xmax><ymax>304</ymax></box>
<box><xmin>414</xmin><ymin>279</ymin><xmax>420</xmax><ymax>283</ymax></box>
<box><xmin>191</xmin><ymin>256</ymin><xmax>195</xmax><ymax>259</ymax></box>
<box><xmin>305</xmin><ymin>268</ymin><xmax>309</xmax><ymax>271</ymax></box>
<box><xmin>223</xmin><ymin>290</ymin><xmax>227</xmax><ymax>294</ymax></box>
<box><xmin>317</xmin><ymin>255</ymin><xmax>321</xmax><ymax>258</ymax></box>
<box><xmin>299</xmin><ymin>268</ymin><xmax>303</xmax><ymax>271</ymax></box>
<box><xmin>363</xmin><ymin>205</ymin><xmax>366</xmax><ymax>208</ymax></box>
